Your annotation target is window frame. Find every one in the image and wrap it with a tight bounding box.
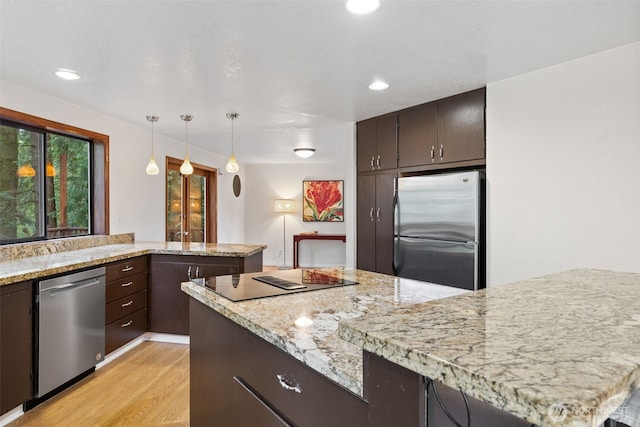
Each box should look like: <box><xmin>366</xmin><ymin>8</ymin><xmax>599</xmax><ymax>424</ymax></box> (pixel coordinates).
<box><xmin>0</xmin><ymin>107</ymin><xmax>109</xmax><ymax>244</ymax></box>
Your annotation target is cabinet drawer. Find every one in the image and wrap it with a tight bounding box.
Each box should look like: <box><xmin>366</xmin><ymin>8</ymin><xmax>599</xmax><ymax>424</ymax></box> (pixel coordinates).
<box><xmin>106</xmin><ymin>271</ymin><xmax>147</xmax><ymax>303</ymax></box>
<box><xmin>105</xmin><ymin>308</ymin><xmax>147</xmax><ymax>354</ymax></box>
<box><xmin>106</xmin><ymin>256</ymin><xmax>147</xmax><ymax>282</ymax></box>
<box><xmin>106</xmin><ymin>289</ymin><xmax>147</xmax><ymax>325</ymax></box>
<box><xmin>239</xmin><ymin>329</ymin><xmax>367</xmax><ymax>427</ymax></box>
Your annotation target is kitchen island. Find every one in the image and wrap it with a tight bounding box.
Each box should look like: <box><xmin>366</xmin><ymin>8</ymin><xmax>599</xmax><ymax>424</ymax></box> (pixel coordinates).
<box><xmin>183</xmin><ymin>268</ymin><xmax>640</xmax><ymax>427</ymax></box>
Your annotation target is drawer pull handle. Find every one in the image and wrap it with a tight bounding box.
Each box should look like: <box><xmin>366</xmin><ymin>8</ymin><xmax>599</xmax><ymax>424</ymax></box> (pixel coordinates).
<box><xmin>122</xmin><ymin>266</ymin><xmax>134</xmax><ymax>272</ymax></box>
<box><xmin>122</xmin><ymin>300</ymin><xmax>133</xmax><ymax>307</ymax></box>
<box><xmin>121</xmin><ymin>320</ymin><xmax>133</xmax><ymax>328</ymax></box>
<box><xmin>276</xmin><ymin>374</ymin><xmax>301</xmax><ymax>394</ymax></box>
<box><xmin>121</xmin><ymin>281</ymin><xmax>133</xmax><ymax>287</ymax></box>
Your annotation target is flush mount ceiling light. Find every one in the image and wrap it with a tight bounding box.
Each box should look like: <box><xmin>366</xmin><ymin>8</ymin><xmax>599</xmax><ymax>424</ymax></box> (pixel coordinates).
<box><xmin>293</xmin><ymin>147</ymin><xmax>316</xmax><ymax>158</ymax></box>
<box><xmin>346</xmin><ymin>0</ymin><xmax>380</xmax><ymax>14</ymax></box>
<box><xmin>145</xmin><ymin>115</ymin><xmax>160</xmax><ymax>175</ymax></box>
<box><xmin>180</xmin><ymin>114</ymin><xmax>194</xmax><ymax>175</ymax></box>
<box><xmin>369</xmin><ymin>80</ymin><xmax>389</xmax><ymax>91</ymax></box>
<box><xmin>225</xmin><ymin>112</ymin><xmax>240</xmax><ymax>174</ymax></box>
<box><xmin>54</xmin><ymin>69</ymin><xmax>81</xmax><ymax>80</ymax></box>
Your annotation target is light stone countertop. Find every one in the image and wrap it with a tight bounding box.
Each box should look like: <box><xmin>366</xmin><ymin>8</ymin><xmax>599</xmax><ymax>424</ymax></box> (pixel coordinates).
<box><xmin>180</xmin><ymin>268</ymin><xmax>468</xmax><ymax>396</ymax></box>
<box><xmin>0</xmin><ymin>237</ymin><xmax>266</xmax><ymax>286</ymax></box>
<box><xmin>339</xmin><ymin>268</ymin><xmax>640</xmax><ymax>427</ymax></box>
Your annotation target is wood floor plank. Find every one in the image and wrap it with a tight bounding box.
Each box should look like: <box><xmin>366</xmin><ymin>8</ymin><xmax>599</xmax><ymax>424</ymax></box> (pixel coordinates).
<box><xmin>9</xmin><ymin>341</ymin><xmax>189</xmax><ymax>426</ymax></box>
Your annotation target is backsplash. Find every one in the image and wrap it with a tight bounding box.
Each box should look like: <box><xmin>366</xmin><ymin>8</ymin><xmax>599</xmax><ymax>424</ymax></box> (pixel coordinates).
<box><xmin>0</xmin><ymin>233</ymin><xmax>135</xmax><ymax>261</ymax></box>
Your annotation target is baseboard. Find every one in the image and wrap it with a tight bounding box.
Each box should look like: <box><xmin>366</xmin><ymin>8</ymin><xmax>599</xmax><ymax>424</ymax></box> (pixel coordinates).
<box><xmin>0</xmin><ymin>406</ymin><xmax>24</xmax><ymax>427</ymax></box>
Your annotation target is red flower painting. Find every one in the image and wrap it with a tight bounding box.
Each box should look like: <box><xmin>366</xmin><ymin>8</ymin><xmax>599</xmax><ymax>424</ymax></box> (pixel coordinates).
<box><xmin>303</xmin><ymin>180</ymin><xmax>344</xmax><ymax>222</ymax></box>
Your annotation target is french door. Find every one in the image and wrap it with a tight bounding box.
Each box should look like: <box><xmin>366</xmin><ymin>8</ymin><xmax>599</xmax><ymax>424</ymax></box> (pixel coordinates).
<box><xmin>166</xmin><ymin>157</ymin><xmax>217</xmax><ymax>243</ymax></box>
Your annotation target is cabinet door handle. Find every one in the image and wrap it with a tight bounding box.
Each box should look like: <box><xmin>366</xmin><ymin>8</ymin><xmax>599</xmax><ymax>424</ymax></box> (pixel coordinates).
<box><xmin>370</xmin><ymin>156</ymin><xmax>374</xmax><ymax>169</ymax></box>
<box><xmin>122</xmin><ymin>300</ymin><xmax>133</xmax><ymax>308</ymax></box>
<box><xmin>121</xmin><ymin>266</ymin><xmax>134</xmax><ymax>273</ymax></box>
<box><xmin>430</xmin><ymin>146</ymin><xmax>435</xmax><ymax>161</ymax></box>
<box><xmin>121</xmin><ymin>320</ymin><xmax>133</xmax><ymax>328</ymax></box>
<box><xmin>369</xmin><ymin>207</ymin><xmax>374</xmax><ymax>221</ymax></box>
<box><xmin>439</xmin><ymin>144</ymin><xmax>444</xmax><ymax>160</ymax></box>
<box><xmin>376</xmin><ymin>207</ymin><xmax>381</xmax><ymax>221</ymax></box>
<box><xmin>376</xmin><ymin>155</ymin><xmax>380</xmax><ymax>169</ymax></box>
<box><xmin>121</xmin><ymin>281</ymin><xmax>133</xmax><ymax>287</ymax></box>
<box><xmin>276</xmin><ymin>374</ymin><xmax>302</xmax><ymax>394</ymax></box>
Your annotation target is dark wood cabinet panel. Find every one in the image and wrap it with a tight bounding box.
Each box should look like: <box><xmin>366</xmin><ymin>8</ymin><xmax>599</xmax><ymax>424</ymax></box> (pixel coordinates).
<box><xmin>356</xmin><ymin>120</ymin><xmax>377</xmax><ymax>173</ymax></box>
<box><xmin>374</xmin><ymin>173</ymin><xmax>395</xmax><ymax>275</ymax></box>
<box><xmin>149</xmin><ymin>254</ymin><xmax>261</xmax><ymax>335</ymax></box>
<box><xmin>105</xmin><ymin>308</ymin><xmax>147</xmax><ymax>355</ymax></box>
<box><xmin>190</xmin><ymin>298</ymin><xmax>367</xmax><ymax>427</ymax></box>
<box><xmin>356</xmin><ymin>175</ymin><xmax>376</xmax><ymax>272</ymax></box>
<box><xmin>376</xmin><ymin>115</ymin><xmax>398</xmax><ymax>171</ymax></box>
<box><xmin>357</xmin><ymin>115</ymin><xmax>397</xmax><ymax>172</ymax></box>
<box><xmin>105</xmin><ymin>289</ymin><xmax>147</xmax><ymax>325</ymax></box>
<box><xmin>437</xmin><ymin>88</ymin><xmax>485</xmax><ymax>164</ymax></box>
<box><xmin>398</xmin><ymin>103</ymin><xmax>438</xmax><ymax>167</ymax></box>
<box><xmin>105</xmin><ymin>271</ymin><xmax>147</xmax><ymax>303</ymax></box>
<box><xmin>0</xmin><ymin>281</ymin><xmax>33</xmax><ymax>415</ymax></box>
<box><xmin>105</xmin><ymin>256</ymin><xmax>148</xmax><ymax>354</ymax></box>
<box><xmin>105</xmin><ymin>256</ymin><xmax>148</xmax><ymax>282</ymax></box>
<box><xmin>356</xmin><ymin>173</ymin><xmax>395</xmax><ymax>275</ymax></box>
<box><xmin>232</xmin><ymin>377</ymin><xmax>291</xmax><ymax>426</ymax></box>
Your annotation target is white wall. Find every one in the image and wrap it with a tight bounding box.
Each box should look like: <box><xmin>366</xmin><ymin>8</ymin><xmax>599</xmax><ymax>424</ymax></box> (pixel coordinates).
<box><xmin>244</xmin><ymin>131</ymin><xmax>355</xmax><ymax>268</ymax></box>
<box><xmin>486</xmin><ymin>42</ymin><xmax>640</xmax><ymax>286</ymax></box>
<box><xmin>0</xmin><ymin>80</ymin><xmax>245</xmax><ymax>243</ymax></box>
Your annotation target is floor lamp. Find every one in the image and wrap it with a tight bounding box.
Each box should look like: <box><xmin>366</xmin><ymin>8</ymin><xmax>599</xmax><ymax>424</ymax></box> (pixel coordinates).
<box><xmin>274</xmin><ymin>199</ymin><xmax>294</xmax><ymax>269</ymax></box>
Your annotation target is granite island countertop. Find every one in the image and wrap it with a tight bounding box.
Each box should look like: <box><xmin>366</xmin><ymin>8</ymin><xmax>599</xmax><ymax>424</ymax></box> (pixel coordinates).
<box><xmin>339</xmin><ymin>268</ymin><xmax>640</xmax><ymax>427</ymax></box>
<box><xmin>0</xmin><ymin>234</ymin><xmax>266</xmax><ymax>286</ymax></box>
<box><xmin>181</xmin><ymin>268</ymin><xmax>468</xmax><ymax>396</ymax></box>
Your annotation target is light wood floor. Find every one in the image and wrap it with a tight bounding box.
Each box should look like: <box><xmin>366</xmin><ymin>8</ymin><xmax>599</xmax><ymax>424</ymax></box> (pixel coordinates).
<box><xmin>10</xmin><ymin>341</ymin><xmax>189</xmax><ymax>427</ymax></box>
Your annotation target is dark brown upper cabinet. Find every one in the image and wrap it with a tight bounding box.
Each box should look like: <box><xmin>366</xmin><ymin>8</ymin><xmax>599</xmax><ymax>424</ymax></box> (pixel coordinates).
<box><xmin>398</xmin><ymin>103</ymin><xmax>438</xmax><ymax>167</ymax></box>
<box><xmin>357</xmin><ymin>114</ymin><xmax>398</xmax><ymax>172</ymax></box>
<box><xmin>397</xmin><ymin>88</ymin><xmax>485</xmax><ymax>169</ymax></box>
<box><xmin>436</xmin><ymin>88</ymin><xmax>485</xmax><ymax>164</ymax></box>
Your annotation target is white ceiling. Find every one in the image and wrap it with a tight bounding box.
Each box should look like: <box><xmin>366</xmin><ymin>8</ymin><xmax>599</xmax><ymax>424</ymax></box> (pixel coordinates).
<box><xmin>1</xmin><ymin>1</ymin><xmax>639</xmax><ymax>164</ymax></box>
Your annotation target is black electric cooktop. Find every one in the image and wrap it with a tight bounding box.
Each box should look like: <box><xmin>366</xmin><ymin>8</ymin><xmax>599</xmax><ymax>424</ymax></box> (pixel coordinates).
<box><xmin>204</xmin><ymin>268</ymin><xmax>358</xmax><ymax>302</ymax></box>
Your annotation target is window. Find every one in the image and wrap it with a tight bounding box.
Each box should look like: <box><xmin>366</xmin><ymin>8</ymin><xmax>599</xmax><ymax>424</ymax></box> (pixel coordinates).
<box><xmin>0</xmin><ymin>108</ymin><xmax>109</xmax><ymax>245</ymax></box>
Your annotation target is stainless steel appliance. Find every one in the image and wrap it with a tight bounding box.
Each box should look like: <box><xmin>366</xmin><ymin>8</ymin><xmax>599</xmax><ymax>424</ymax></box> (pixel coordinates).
<box><xmin>36</xmin><ymin>267</ymin><xmax>106</xmax><ymax>397</ymax></box>
<box><xmin>393</xmin><ymin>170</ymin><xmax>484</xmax><ymax>290</ymax></box>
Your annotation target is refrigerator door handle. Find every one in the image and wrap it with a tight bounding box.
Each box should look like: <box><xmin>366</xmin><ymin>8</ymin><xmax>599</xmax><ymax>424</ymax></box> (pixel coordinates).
<box><xmin>392</xmin><ymin>183</ymin><xmax>399</xmax><ymax>275</ymax></box>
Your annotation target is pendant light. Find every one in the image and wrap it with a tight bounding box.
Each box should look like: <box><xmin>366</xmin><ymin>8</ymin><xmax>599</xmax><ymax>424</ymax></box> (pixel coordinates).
<box><xmin>180</xmin><ymin>114</ymin><xmax>194</xmax><ymax>175</ymax></box>
<box><xmin>225</xmin><ymin>112</ymin><xmax>239</xmax><ymax>173</ymax></box>
<box><xmin>145</xmin><ymin>115</ymin><xmax>160</xmax><ymax>175</ymax></box>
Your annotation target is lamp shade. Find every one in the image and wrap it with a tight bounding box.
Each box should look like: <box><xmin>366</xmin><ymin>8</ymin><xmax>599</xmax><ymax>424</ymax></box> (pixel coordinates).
<box><xmin>274</xmin><ymin>199</ymin><xmax>294</xmax><ymax>213</ymax></box>
<box><xmin>293</xmin><ymin>148</ymin><xmax>316</xmax><ymax>158</ymax></box>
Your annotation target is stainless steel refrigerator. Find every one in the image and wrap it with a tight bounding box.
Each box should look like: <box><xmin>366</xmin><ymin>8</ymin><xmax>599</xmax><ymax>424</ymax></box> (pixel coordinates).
<box><xmin>393</xmin><ymin>170</ymin><xmax>484</xmax><ymax>290</ymax></box>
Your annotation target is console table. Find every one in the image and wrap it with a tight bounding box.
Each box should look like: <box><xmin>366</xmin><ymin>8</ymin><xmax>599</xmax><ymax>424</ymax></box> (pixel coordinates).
<box><xmin>292</xmin><ymin>234</ymin><xmax>347</xmax><ymax>269</ymax></box>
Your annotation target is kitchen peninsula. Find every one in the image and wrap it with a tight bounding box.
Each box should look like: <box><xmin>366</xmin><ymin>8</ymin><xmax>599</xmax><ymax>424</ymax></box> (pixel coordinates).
<box><xmin>0</xmin><ymin>233</ymin><xmax>266</xmax><ymax>417</ymax></box>
<box><xmin>183</xmin><ymin>268</ymin><xmax>640</xmax><ymax>427</ymax></box>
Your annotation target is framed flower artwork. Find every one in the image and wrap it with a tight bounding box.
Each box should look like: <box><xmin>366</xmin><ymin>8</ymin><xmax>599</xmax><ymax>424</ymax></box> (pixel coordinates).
<box><xmin>302</xmin><ymin>180</ymin><xmax>344</xmax><ymax>222</ymax></box>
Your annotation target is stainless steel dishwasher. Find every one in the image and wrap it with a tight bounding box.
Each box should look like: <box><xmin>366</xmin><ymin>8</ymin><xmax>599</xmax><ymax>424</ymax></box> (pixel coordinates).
<box><xmin>36</xmin><ymin>266</ymin><xmax>106</xmax><ymax>397</ymax></box>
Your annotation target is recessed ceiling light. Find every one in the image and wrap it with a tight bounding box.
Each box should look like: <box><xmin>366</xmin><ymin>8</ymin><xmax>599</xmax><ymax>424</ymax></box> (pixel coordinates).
<box><xmin>346</xmin><ymin>0</ymin><xmax>380</xmax><ymax>15</ymax></box>
<box><xmin>369</xmin><ymin>80</ymin><xmax>389</xmax><ymax>91</ymax></box>
<box><xmin>54</xmin><ymin>69</ymin><xmax>81</xmax><ymax>80</ymax></box>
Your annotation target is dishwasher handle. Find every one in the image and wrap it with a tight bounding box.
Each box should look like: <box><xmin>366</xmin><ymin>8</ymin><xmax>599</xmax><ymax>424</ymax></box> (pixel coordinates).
<box><xmin>42</xmin><ymin>278</ymin><xmax>102</xmax><ymax>296</ymax></box>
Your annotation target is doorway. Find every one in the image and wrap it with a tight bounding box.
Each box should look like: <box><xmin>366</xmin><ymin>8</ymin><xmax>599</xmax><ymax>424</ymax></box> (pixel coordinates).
<box><xmin>166</xmin><ymin>157</ymin><xmax>217</xmax><ymax>243</ymax></box>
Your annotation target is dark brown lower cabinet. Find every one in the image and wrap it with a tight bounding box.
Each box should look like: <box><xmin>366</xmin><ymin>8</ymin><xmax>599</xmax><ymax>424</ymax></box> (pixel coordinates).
<box><xmin>189</xmin><ymin>298</ymin><xmax>368</xmax><ymax>427</ymax></box>
<box><xmin>149</xmin><ymin>253</ymin><xmax>262</xmax><ymax>335</ymax></box>
<box><xmin>365</xmin><ymin>352</ymin><xmax>531</xmax><ymax>427</ymax></box>
<box><xmin>0</xmin><ymin>281</ymin><xmax>33</xmax><ymax>415</ymax></box>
